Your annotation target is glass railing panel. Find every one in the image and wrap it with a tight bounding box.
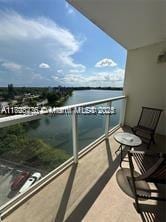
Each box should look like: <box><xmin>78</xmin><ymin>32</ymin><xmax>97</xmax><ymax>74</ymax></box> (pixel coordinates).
<box><xmin>0</xmin><ymin>114</ymin><xmax>72</xmax><ymax>207</ymax></box>
<box><xmin>77</xmin><ymin>102</ymin><xmax>108</xmax><ymax>150</ymax></box>
<box><xmin>109</xmin><ymin>99</ymin><xmax>122</xmax><ymax>129</ymax></box>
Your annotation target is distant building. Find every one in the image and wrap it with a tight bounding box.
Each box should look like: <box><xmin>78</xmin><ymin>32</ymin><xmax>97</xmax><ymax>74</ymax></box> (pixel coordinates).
<box><xmin>24</xmin><ymin>93</ymin><xmax>31</xmax><ymax>97</ymax></box>
<box><xmin>14</xmin><ymin>95</ymin><xmax>22</xmax><ymax>100</ymax></box>
<box><xmin>48</xmin><ymin>87</ymin><xmax>53</xmax><ymax>93</ymax></box>
<box><xmin>0</xmin><ymin>96</ymin><xmax>4</xmax><ymax>101</ymax></box>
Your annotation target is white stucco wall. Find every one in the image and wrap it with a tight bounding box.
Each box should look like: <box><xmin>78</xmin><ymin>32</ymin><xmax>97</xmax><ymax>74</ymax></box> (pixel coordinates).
<box><xmin>124</xmin><ymin>41</ymin><xmax>166</xmax><ymax>135</ymax></box>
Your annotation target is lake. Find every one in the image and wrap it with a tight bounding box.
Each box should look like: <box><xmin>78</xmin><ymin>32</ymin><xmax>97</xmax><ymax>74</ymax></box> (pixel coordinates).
<box><xmin>27</xmin><ymin>90</ymin><xmax>123</xmax><ymax>155</ymax></box>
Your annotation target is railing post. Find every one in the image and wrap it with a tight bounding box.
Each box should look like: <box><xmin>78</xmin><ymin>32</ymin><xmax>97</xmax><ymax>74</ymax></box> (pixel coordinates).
<box><xmin>120</xmin><ymin>98</ymin><xmax>127</xmax><ymax>126</ymax></box>
<box><xmin>105</xmin><ymin>101</ymin><xmax>112</xmax><ymax>138</ymax></box>
<box><xmin>72</xmin><ymin>108</ymin><xmax>78</xmax><ymax>164</ymax></box>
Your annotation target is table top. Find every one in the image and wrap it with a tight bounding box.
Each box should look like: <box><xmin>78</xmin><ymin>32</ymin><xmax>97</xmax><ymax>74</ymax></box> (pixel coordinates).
<box><xmin>114</xmin><ymin>132</ymin><xmax>142</xmax><ymax>147</ymax></box>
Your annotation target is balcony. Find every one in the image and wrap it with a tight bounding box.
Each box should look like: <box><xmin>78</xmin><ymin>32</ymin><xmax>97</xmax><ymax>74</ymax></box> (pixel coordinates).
<box><xmin>0</xmin><ymin>94</ymin><xmax>165</xmax><ymax>222</ymax></box>
<box><xmin>0</xmin><ymin>126</ymin><xmax>165</xmax><ymax>222</ymax></box>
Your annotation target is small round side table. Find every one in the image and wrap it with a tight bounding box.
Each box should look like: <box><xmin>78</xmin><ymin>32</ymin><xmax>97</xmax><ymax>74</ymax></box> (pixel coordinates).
<box><xmin>114</xmin><ymin>132</ymin><xmax>142</xmax><ymax>167</ymax></box>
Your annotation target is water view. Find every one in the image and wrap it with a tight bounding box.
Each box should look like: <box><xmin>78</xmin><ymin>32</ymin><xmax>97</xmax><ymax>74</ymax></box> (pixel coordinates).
<box><xmin>0</xmin><ymin>89</ymin><xmax>123</xmax><ymax>206</ymax></box>
<box><xmin>28</xmin><ymin>89</ymin><xmax>123</xmax><ymax>154</ymax></box>
<box><xmin>0</xmin><ymin>89</ymin><xmax>123</xmax><ymax>172</ymax></box>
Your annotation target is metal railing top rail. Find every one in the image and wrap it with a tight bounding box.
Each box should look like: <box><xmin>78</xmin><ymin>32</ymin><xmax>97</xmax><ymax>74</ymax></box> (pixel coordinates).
<box><xmin>0</xmin><ymin>95</ymin><xmax>127</xmax><ymax>128</ymax></box>
<box><xmin>52</xmin><ymin>95</ymin><xmax>126</xmax><ymax>110</ymax></box>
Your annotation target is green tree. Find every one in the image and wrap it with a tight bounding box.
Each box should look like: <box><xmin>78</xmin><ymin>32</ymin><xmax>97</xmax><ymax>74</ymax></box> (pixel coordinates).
<box><xmin>47</xmin><ymin>92</ymin><xmax>59</xmax><ymax>106</ymax></box>
<box><xmin>0</xmin><ymin>124</ymin><xmax>70</xmax><ymax>171</ymax></box>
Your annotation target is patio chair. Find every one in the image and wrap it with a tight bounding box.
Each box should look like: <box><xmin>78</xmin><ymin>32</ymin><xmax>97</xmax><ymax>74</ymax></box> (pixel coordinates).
<box><xmin>128</xmin><ymin>150</ymin><xmax>166</xmax><ymax>213</ymax></box>
<box><xmin>131</xmin><ymin>107</ymin><xmax>162</xmax><ymax>148</ymax></box>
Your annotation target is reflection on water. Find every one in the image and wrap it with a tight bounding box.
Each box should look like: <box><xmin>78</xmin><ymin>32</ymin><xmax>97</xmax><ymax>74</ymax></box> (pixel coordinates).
<box><xmin>27</xmin><ymin>90</ymin><xmax>123</xmax><ymax>154</ymax></box>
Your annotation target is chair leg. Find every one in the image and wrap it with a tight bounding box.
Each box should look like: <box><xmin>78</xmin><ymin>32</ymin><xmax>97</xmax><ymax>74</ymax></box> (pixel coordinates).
<box><xmin>135</xmin><ymin>195</ymin><xmax>140</xmax><ymax>213</ymax></box>
<box><xmin>120</xmin><ymin>145</ymin><xmax>123</xmax><ymax>168</ymax></box>
<box><xmin>147</xmin><ymin>137</ymin><xmax>153</xmax><ymax>149</ymax></box>
<box><xmin>128</xmin><ymin>152</ymin><xmax>140</xmax><ymax>213</ymax></box>
<box><xmin>152</xmin><ymin>134</ymin><xmax>156</xmax><ymax>144</ymax></box>
<box><xmin>115</xmin><ymin>145</ymin><xmax>121</xmax><ymax>154</ymax></box>
<box><xmin>147</xmin><ymin>134</ymin><xmax>155</xmax><ymax>149</ymax></box>
<box><xmin>131</xmin><ymin>127</ymin><xmax>136</xmax><ymax>134</ymax></box>
<box><xmin>115</xmin><ymin>144</ymin><xmax>123</xmax><ymax>167</ymax></box>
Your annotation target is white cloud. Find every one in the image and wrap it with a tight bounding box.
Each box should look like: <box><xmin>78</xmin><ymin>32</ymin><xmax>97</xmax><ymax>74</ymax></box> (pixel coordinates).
<box><xmin>58</xmin><ymin>53</ymin><xmax>86</xmax><ymax>70</ymax></box>
<box><xmin>68</xmin><ymin>8</ymin><xmax>74</xmax><ymax>14</ymax></box>
<box><xmin>32</xmin><ymin>73</ymin><xmax>44</xmax><ymax>80</ymax></box>
<box><xmin>92</xmin><ymin>68</ymin><xmax>124</xmax><ymax>82</ymax></box>
<box><xmin>65</xmin><ymin>3</ymin><xmax>69</xmax><ymax>8</ymax></box>
<box><xmin>65</xmin><ymin>2</ymin><xmax>75</xmax><ymax>15</ymax></box>
<box><xmin>0</xmin><ymin>10</ymin><xmax>85</xmax><ymax>73</ymax></box>
<box><xmin>0</xmin><ymin>10</ymin><xmax>124</xmax><ymax>87</ymax></box>
<box><xmin>0</xmin><ymin>10</ymin><xmax>86</xmax><ymax>86</ymax></box>
<box><xmin>39</xmin><ymin>63</ymin><xmax>50</xmax><ymax>69</ymax></box>
<box><xmin>69</xmin><ymin>66</ymin><xmax>86</xmax><ymax>73</ymax></box>
<box><xmin>95</xmin><ymin>58</ymin><xmax>117</xmax><ymax>68</ymax></box>
<box><xmin>0</xmin><ymin>11</ymin><xmax>79</xmax><ymax>50</ymax></box>
<box><xmin>63</xmin><ymin>68</ymin><xmax>125</xmax><ymax>87</ymax></box>
<box><xmin>63</xmin><ymin>74</ymin><xmax>85</xmax><ymax>84</ymax></box>
<box><xmin>52</xmin><ymin>75</ymin><xmax>59</xmax><ymax>80</ymax></box>
<box><xmin>1</xmin><ymin>61</ymin><xmax>22</xmax><ymax>71</ymax></box>
<box><xmin>57</xmin><ymin>69</ymin><xmax>63</xmax><ymax>73</ymax></box>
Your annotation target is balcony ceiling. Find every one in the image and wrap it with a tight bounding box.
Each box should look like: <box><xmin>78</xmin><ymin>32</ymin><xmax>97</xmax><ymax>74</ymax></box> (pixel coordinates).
<box><xmin>68</xmin><ymin>0</ymin><xmax>166</xmax><ymax>50</ymax></box>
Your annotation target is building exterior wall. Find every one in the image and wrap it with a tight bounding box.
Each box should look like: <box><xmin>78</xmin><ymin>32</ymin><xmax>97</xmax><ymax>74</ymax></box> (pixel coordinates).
<box><xmin>124</xmin><ymin>41</ymin><xmax>166</xmax><ymax>135</ymax></box>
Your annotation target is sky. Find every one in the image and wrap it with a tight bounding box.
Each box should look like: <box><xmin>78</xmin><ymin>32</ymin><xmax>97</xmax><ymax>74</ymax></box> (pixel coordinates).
<box><xmin>0</xmin><ymin>0</ymin><xmax>127</xmax><ymax>87</ymax></box>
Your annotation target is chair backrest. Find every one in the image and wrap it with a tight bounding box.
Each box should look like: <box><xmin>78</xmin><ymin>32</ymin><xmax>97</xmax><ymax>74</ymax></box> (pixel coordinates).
<box><xmin>129</xmin><ymin>151</ymin><xmax>166</xmax><ymax>184</ymax></box>
<box><xmin>151</xmin><ymin>158</ymin><xmax>166</xmax><ymax>183</ymax></box>
<box><xmin>137</xmin><ymin>107</ymin><xmax>162</xmax><ymax>132</ymax></box>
